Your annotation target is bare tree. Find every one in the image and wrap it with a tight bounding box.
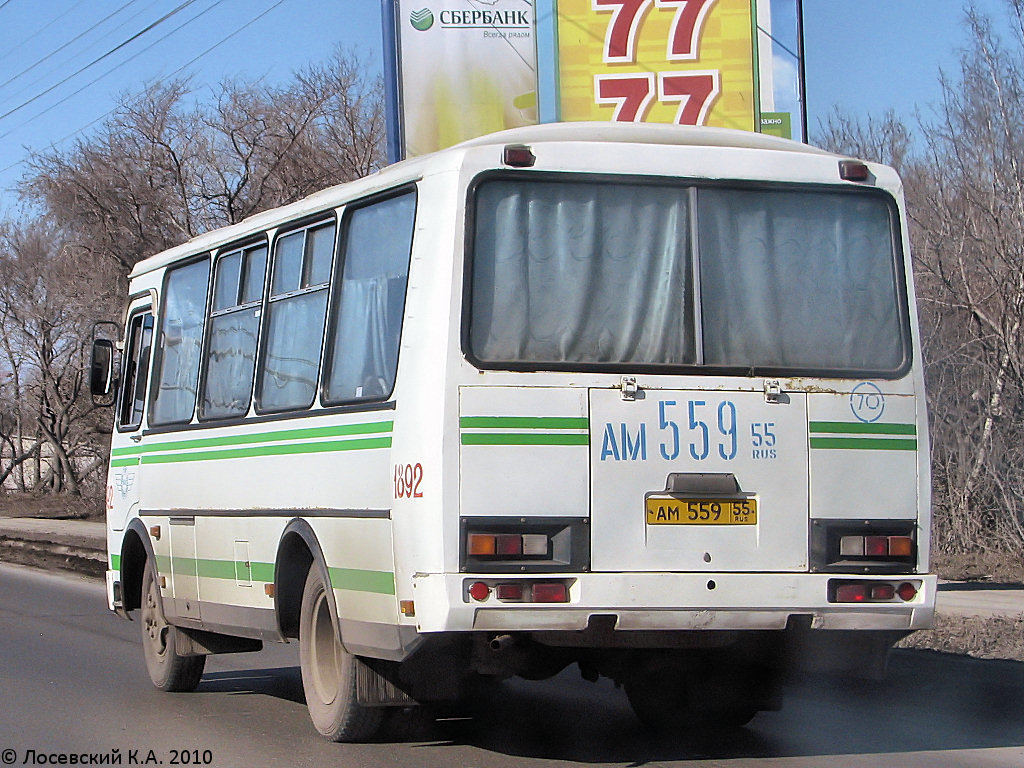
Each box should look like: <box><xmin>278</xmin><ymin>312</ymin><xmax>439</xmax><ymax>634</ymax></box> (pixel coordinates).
<box><xmin>21</xmin><ymin>48</ymin><xmax>384</xmax><ymax>280</ymax></box>
<box><xmin>0</xmin><ymin>220</ymin><xmax>120</xmax><ymax>494</ymax></box>
<box><xmin>818</xmin><ymin>2</ymin><xmax>1024</xmax><ymax>555</ymax></box>
<box><xmin>4</xmin><ymin>47</ymin><xmax>384</xmax><ymax>501</ymax></box>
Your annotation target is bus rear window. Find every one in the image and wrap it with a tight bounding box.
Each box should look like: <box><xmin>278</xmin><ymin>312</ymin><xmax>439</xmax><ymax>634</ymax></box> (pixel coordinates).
<box><xmin>468</xmin><ymin>176</ymin><xmax>908</xmax><ymax>376</ymax></box>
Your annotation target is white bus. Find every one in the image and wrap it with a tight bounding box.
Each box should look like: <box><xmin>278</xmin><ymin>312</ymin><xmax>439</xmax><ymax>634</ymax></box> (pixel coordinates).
<box><xmin>91</xmin><ymin>122</ymin><xmax>934</xmax><ymax>740</ymax></box>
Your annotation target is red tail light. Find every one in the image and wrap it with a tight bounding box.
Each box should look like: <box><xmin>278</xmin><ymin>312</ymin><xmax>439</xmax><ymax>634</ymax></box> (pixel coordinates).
<box><xmin>463</xmin><ymin>579</ymin><xmax>572</xmax><ymax>604</ymax></box>
<box><xmin>495</xmin><ymin>584</ymin><xmax>524</xmax><ymax>601</ymax></box>
<box><xmin>835</xmin><ymin>584</ymin><xmax>869</xmax><ymax>602</ymax></box>
<box><xmin>531</xmin><ymin>583</ymin><xmax>568</xmax><ymax>603</ymax></box>
<box><xmin>831</xmin><ymin>579</ymin><xmax>920</xmax><ymax>604</ymax></box>
<box><xmin>495</xmin><ymin>534</ymin><xmax>522</xmax><ymax>556</ymax></box>
<box><xmin>870</xmin><ymin>583</ymin><xmax>896</xmax><ymax>600</ymax></box>
<box><xmin>864</xmin><ymin>536</ymin><xmax>889</xmax><ymax>556</ymax></box>
<box><xmin>468</xmin><ymin>581</ymin><xmax>490</xmax><ymax>601</ymax></box>
<box><xmin>897</xmin><ymin>582</ymin><xmax>918</xmax><ymax>601</ymax></box>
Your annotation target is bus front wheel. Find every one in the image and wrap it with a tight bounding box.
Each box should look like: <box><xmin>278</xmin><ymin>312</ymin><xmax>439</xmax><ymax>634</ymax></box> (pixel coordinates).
<box><xmin>140</xmin><ymin>560</ymin><xmax>205</xmax><ymax>692</ymax></box>
<box><xmin>298</xmin><ymin>566</ymin><xmax>385</xmax><ymax>742</ymax></box>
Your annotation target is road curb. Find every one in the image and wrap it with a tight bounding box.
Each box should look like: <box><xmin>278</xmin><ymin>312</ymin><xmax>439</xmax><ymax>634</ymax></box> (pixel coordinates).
<box><xmin>0</xmin><ymin>522</ymin><xmax>106</xmax><ymax>579</ymax></box>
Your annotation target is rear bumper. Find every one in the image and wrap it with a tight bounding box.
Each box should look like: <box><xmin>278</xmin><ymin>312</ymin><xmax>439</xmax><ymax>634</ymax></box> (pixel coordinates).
<box><xmin>410</xmin><ymin>571</ymin><xmax>937</xmax><ymax>633</ymax></box>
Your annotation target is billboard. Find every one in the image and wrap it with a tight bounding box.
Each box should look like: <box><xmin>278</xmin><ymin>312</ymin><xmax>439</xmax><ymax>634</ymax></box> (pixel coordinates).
<box><xmin>387</xmin><ymin>0</ymin><xmax>538</xmax><ymax>159</ymax></box>
<box><xmin>554</xmin><ymin>0</ymin><xmax>757</xmax><ymax>130</ymax></box>
<box><xmin>382</xmin><ymin>0</ymin><xmax>802</xmax><ymax>161</ymax></box>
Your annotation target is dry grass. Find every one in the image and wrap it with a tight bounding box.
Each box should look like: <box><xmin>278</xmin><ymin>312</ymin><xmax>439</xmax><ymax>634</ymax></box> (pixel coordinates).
<box><xmin>897</xmin><ymin>613</ymin><xmax>1024</xmax><ymax>662</ymax></box>
<box><xmin>0</xmin><ymin>493</ymin><xmax>103</xmax><ymax>520</ymax></box>
<box><xmin>933</xmin><ymin>549</ymin><xmax>1024</xmax><ymax>584</ymax></box>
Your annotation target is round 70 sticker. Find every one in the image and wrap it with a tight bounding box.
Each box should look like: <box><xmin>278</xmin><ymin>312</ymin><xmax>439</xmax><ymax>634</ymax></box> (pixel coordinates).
<box><xmin>850</xmin><ymin>382</ymin><xmax>885</xmax><ymax>423</ymax></box>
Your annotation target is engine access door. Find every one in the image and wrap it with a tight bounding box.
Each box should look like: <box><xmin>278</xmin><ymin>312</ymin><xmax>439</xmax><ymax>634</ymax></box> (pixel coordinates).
<box><xmin>588</xmin><ymin>385</ymin><xmax>810</xmax><ymax>573</ymax></box>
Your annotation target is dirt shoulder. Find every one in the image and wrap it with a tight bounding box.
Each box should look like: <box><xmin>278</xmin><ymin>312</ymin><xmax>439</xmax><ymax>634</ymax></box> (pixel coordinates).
<box><xmin>0</xmin><ymin>493</ymin><xmax>104</xmax><ymax>521</ymax></box>
<box><xmin>898</xmin><ymin>613</ymin><xmax>1024</xmax><ymax>662</ymax></box>
<box><xmin>933</xmin><ymin>550</ymin><xmax>1024</xmax><ymax>584</ymax></box>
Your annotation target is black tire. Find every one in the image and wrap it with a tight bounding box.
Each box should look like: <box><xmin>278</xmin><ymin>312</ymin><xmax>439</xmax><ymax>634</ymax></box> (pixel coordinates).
<box><xmin>140</xmin><ymin>560</ymin><xmax>205</xmax><ymax>692</ymax></box>
<box><xmin>298</xmin><ymin>566</ymin><xmax>385</xmax><ymax>742</ymax></box>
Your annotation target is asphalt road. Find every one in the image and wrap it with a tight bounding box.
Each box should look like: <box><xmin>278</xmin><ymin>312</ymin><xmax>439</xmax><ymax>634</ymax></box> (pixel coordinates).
<box><xmin>2</xmin><ymin>562</ymin><xmax>1023</xmax><ymax>768</ymax></box>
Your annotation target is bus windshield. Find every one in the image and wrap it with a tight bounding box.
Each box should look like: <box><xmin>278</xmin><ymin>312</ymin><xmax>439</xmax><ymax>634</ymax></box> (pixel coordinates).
<box><xmin>468</xmin><ymin>176</ymin><xmax>908</xmax><ymax>376</ymax></box>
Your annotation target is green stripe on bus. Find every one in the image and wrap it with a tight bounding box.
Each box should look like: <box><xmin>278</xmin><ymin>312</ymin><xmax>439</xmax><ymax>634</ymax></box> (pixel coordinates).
<box><xmin>140</xmin><ymin>436</ymin><xmax>392</xmax><ymax>464</ymax></box>
<box><xmin>809</xmin><ymin>421</ymin><xmax>916</xmax><ymax>436</ymax></box>
<box><xmin>460</xmin><ymin>416</ymin><xmax>589</xmax><ymax>430</ymax></box>
<box><xmin>329</xmin><ymin>567</ymin><xmax>396</xmax><ymax>595</ymax></box>
<box><xmin>139</xmin><ymin>556</ymin><xmax>392</xmax><ymax>595</ymax></box>
<box><xmin>111</xmin><ymin>420</ymin><xmax>394</xmax><ymax>458</ymax></box>
<box><xmin>110</xmin><ymin>458</ymin><xmax>140</xmax><ymax>468</ymax></box>
<box><xmin>251</xmin><ymin>562</ymin><xmax>276</xmax><ymax>583</ymax></box>
<box><xmin>809</xmin><ymin>437</ymin><xmax>918</xmax><ymax>451</ymax></box>
<box><xmin>110</xmin><ymin>554</ymin><xmax>121</xmax><ymax>570</ymax></box>
<box><xmin>173</xmin><ymin>557</ymin><xmax>270</xmax><ymax>582</ymax></box>
<box><xmin>461</xmin><ymin>432</ymin><xmax>590</xmax><ymax>446</ymax></box>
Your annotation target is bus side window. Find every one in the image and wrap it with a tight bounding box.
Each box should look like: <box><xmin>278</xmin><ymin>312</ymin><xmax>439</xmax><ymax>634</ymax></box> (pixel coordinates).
<box><xmin>323</xmin><ymin>190</ymin><xmax>416</xmax><ymax>404</ymax></box>
<box><xmin>118</xmin><ymin>312</ymin><xmax>154</xmax><ymax>431</ymax></box>
<box><xmin>150</xmin><ymin>259</ymin><xmax>212</xmax><ymax>425</ymax></box>
<box><xmin>200</xmin><ymin>242</ymin><xmax>267</xmax><ymax>420</ymax></box>
<box><xmin>256</xmin><ymin>220</ymin><xmax>336</xmax><ymax>413</ymax></box>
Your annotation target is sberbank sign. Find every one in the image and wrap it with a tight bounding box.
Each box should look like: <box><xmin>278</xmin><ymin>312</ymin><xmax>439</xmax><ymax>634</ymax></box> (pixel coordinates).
<box><xmin>409</xmin><ymin>7</ymin><xmax>530</xmax><ymax>31</ymax></box>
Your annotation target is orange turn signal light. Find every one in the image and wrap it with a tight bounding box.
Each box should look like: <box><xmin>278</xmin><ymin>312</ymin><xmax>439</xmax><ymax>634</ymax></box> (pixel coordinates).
<box><xmin>467</xmin><ymin>534</ymin><xmax>496</xmax><ymax>556</ymax></box>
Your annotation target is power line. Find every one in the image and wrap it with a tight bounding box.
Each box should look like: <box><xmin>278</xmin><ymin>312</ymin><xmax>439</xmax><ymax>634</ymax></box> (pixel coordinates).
<box><xmin>0</xmin><ymin>0</ymin><xmax>230</xmax><ymax>141</ymax></box>
<box><xmin>0</xmin><ymin>0</ymin><xmax>164</xmax><ymax>108</ymax></box>
<box><xmin>0</xmin><ymin>0</ymin><xmax>200</xmax><ymax>124</ymax></box>
<box><xmin>0</xmin><ymin>0</ymin><xmax>286</xmax><ymax>171</ymax></box>
<box><xmin>0</xmin><ymin>0</ymin><xmax>89</xmax><ymax>73</ymax></box>
<box><xmin>0</xmin><ymin>0</ymin><xmax>142</xmax><ymax>95</ymax></box>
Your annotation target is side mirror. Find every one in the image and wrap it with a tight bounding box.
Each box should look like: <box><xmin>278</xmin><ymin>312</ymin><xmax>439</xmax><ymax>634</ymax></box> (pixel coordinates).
<box><xmin>90</xmin><ymin>339</ymin><xmax>116</xmax><ymax>405</ymax></box>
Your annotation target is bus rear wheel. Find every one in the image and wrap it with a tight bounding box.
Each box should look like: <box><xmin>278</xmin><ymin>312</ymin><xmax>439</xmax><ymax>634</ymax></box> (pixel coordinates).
<box><xmin>140</xmin><ymin>560</ymin><xmax>205</xmax><ymax>692</ymax></box>
<box><xmin>298</xmin><ymin>566</ymin><xmax>385</xmax><ymax>742</ymax></box>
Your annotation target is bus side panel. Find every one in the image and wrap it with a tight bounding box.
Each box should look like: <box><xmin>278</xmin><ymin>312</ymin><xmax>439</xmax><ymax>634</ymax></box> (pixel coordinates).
<box><xmin>807</xmin><ymin>390</ymin><xmax>920</xmax><ymax>521</ymax></box>
<box><xmin>136</xmin><ymin>423</ymin><xmax>394</xmax><ymax>513</ymax></box>
<box><xmin>313</xmin><ymin>516</ymin><xmax>405</xmax><ymax>656</ymax></box>
<box><xmin>459</xmin><ymin>386</ymin><xmax>589</xmax><ymax>519</ymax></box>
<box><xmin>187</xmin><ymin>514</ymin><xmax>286</xmax><ymax>631</ymax></box>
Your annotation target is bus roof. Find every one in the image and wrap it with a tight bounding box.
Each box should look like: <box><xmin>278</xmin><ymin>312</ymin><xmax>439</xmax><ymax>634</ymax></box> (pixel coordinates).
<box><xmin>453</xmin><ymin>121</ymin><xmax>830</xmax><ymax>155</ymax></box>
<box><xmin>128</xmin><ymin>123</ymin><xmax>838</xmax><ymax>279</ymax></box>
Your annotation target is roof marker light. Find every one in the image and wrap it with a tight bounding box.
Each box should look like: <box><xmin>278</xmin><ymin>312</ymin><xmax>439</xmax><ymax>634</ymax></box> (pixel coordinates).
<box><xmin>503</xmin><ymin>144</ymin><xmax>536</xmax><ymax>167</ymax></box>
<box><xmin>839</xmin><ymin>159</ymin><xmax>870</xmax><ymax>182</ymax></box>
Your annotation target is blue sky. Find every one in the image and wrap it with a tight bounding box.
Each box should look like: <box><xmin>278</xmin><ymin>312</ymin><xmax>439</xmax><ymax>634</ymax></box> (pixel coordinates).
<box><xmin>0</xmin><ymin>0</ymin><xmax>1010</xmax><ymax>215</ymax></box>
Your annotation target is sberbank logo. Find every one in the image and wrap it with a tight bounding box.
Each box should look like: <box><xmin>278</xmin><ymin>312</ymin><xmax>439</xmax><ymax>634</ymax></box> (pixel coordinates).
<box><xmin>409</xmin><ymin>8</ymin><xmax>434</xmax><ymax>31</ymax></box>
